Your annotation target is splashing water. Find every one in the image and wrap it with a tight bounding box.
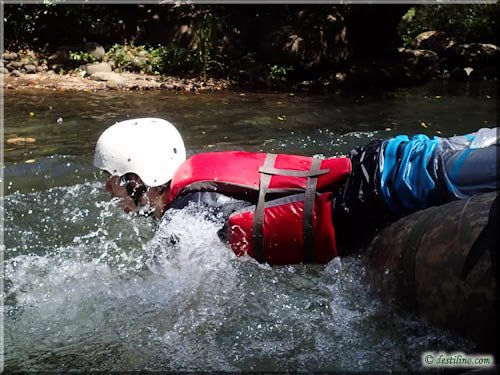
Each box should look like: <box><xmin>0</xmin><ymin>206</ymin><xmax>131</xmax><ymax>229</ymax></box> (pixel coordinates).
<box><xmin>4</xmin><ymin>182</ymin><xmax>476</xmax><ymax>372</ymax></box>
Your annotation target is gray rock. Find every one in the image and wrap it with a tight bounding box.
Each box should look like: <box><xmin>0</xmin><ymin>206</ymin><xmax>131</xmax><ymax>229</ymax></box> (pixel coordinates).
<box><xmin>6</xmin><ymin>61</ymin><xmax>22</xmax><ymax>70</ymax></box>
<box><xmin>89</xmin><ymin>71</ymin><xmax>124</xmax><ymax>82</ymax></box>
<box><xmin>48</xmin><ymin>50</ymin><xmax>68</xmax><ymax>65</ymax></box>
<box><xmin>10</xmin><ymin>70</ymin><xmax>21</xmax><ymax>77</ymax></box>
<box><xmin>84</xmin><ymin>42</ymin><xmax>106</xmax><ymax>61</ymax></box>
<box><xmin>24</xmin><ymin>64</ymin><xmax>37</xmax><ymax>74</ymax></box>
<box><xmin>86</xmin><ymin>62</ymin><xmax>112</xmax><ymax>75</ymax></box>
<box><xmin>36</xmin><ymin>66</ymin><xmax>44</xmax><ymax>72</ymax></box>
<box><xmin>106</xmin><ymin>81</ymin><xmax>126</xmax><ymax>89</ymax></box>
<box><xmin>2</xmin><ymin>52</ymin><xmax>18</xmax><ymax>61</ymax></box>
<box><xmin>0</xmin><ymin>67</ymin><xmax>9</xmax><ymax>74</ymax></box>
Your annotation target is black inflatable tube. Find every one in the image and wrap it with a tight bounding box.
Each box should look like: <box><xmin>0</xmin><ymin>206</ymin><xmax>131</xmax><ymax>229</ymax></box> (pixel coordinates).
<box><xmin>366</xmin><ymin>192</ymin><xmax>498</xmax><ymax>356</ymax></box>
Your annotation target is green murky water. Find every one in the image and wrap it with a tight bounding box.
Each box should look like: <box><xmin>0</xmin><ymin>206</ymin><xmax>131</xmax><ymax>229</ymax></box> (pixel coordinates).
<box><xmin>3</xmin><ymin>81</ymin><xmax>496</xmax><ymax>371</ymax></box>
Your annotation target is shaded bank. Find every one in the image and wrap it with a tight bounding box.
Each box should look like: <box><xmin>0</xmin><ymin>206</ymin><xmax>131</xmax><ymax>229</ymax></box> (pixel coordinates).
<box><xmin>3</xmin><ymin>4</ymin><xmax>498</xmax><ymax>91</ymax></box>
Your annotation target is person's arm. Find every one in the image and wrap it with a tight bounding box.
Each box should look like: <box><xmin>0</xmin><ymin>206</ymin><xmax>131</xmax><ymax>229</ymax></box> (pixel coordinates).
<box><xmin>169</xmin><ymin>191</ymin><xmax>251</xmax><ymax>215</ymax></box>
<box><xmin>169</xmin><ymin>191</ymin><xmax>252</xmax><ymax>243</ymax></box>
<box><xmin>379</xmin><ymin>128</ymin><xmax>499</xmax><ymax>215</ymax></box>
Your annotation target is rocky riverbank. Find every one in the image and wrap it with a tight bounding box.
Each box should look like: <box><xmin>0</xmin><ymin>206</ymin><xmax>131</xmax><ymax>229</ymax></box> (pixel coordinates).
<box><xmin>2</xmin><ymin>70</ymin><xmax>230</xmax><ymax>92</ymax></box>
<box><xmin>2</xmin><ymin>32</ymin><xmax>498</xmax><ymax>93</ymax></box>
<box><xmin>1</xmin><ymin>50</ymin><xmax>230</xmax><ymax>92</ymax></box>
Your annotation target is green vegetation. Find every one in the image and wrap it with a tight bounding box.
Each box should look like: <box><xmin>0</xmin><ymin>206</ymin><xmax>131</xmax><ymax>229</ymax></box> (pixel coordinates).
<box><xmin>68</xmin><ymin>51</ymin><xmax>97</xmax><ymax>63</ymax></box>
<box><xmin>148</xmin><ymin>45</ymin><xmax>198</xmax><ymax>76</ymax></box>
<box><xmin>398</xmin><ymin>4</ymin><xmax>498</xmax><ymax>47</ymax></box>
<box><xmin>104</xmin><ymin>43</ymin><xmax>221</xmax><ymax>77</ymax></box>
<box><xmin>193</xmin><ymin>9</ymin><xmax>227</xmax><ymax>80</ymax></box>
<box><xmin>106</xmin><ymin>44</ymin><xmax>151</xmax><ymax>73</ymax></box>
<box><xmin>266</xmin><ymin>65</ymin><xmax>294</xmax><ymax>86</ymax></box>
<box><xmin>100</xmin><ymin>8</ymin><xmax>229</xmax><ymax>79</ymax></box>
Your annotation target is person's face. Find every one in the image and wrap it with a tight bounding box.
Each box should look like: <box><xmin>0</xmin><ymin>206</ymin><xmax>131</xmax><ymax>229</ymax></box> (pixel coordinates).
<box><xmin>104</xmin><ymin>172</ymin><xmax>167</xmax><ymax>218</ymax></box>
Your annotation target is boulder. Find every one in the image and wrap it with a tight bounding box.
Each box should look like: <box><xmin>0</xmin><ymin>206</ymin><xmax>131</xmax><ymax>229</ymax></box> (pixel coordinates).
<box><xmin>24</xmin><ymin>64</ymin><xmax>37</xmax><ymax>74</ymax></box>
<box><xmin>444</xmin><ymin>43</ymin><xmax>499</xmax><ymax>69</ymax></box>
<box><xmin>400</xmin><ymin>48</ymin><xmax>439</xmax><ymax>65</ymax></box>
<box><xmin>412</xmin><ymin>31</ymin><xmax>458</xmax><ymax>55</ymax></box>
<box><xmin>48</xmin><ymin>49</ymin><xmax>69</xmax><ymax>65</ymax></box>
<box><xmin>449</xmin><ymin>67</ymin><xmax>470</xmax><ymax>80</ymax></box>
<box><xmin>106</xmin><ymin>81</ymin><xmax>126</xmax><ymax>89</ymax></box>
<box><xmin>49</xmin><ymin>64</ymin><xmax>64</xmax><ymax>72</ymax></box>
<box><xmin>86</xmin><ymin>62</ymin><xmax>112</xmax><ymax>75</ymax></box>
<box><xmin>10</xmin><ymin>70</ymin><xmax>21</xmax><ymax>77</ymax></box>
<box><xmin>89</xmin><ymin>71</ymin><xmax>124</xmax><ymax>82</ymax></box>
<box><xmin>0</xmin><ymin>67</ymin><xmax>9</xmax><ymax>74</ymax></box>
<box><xmin>83</xmin><ymin>42</ymin><xmax>106</xmax><ymax>61</ymax></box>
<box><xmin>2</xmin><ymin>52</ymin><xmax>18</xmax><ymax>61</ymax></box>
<box><xmin>6</xmin><ymin>61</ymin><xmax>22</xmax><ymax>70</ymax></box>
<box><xmin>398</xmin><ymin>48</ymin><xmax>440</xmax><ymax>79</ymax></box>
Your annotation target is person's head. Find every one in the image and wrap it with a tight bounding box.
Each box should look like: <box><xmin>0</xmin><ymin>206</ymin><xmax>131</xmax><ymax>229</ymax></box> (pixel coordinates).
<box><xmin>94</xmin><ymin>118</ymin><xmax>186</xmax><ymax>217</ymax></box>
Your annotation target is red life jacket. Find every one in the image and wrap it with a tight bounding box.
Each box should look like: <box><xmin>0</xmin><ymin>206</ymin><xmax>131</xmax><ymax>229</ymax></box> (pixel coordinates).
<box><xmin>165</xmin><ymin>151</ymin><xmax>351</xmax><ymax>264</ymax></box>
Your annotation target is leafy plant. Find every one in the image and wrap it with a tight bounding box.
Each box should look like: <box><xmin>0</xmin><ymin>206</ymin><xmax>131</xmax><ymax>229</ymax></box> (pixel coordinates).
<box><xmin>193</xmin><ymin>8</ymin><xmax>227</xmax><ymax>80</ymax></box>
<box><xmin>68</xmin><ymin>51</ymin><xmax>96</xmax><ymax>63</ymax></box>
<box><xmin>398</xmin><ymin>4</ymin><xmax>498</xmax><ymax>47</ymax></box>
<box><xmin>106</xmin><ymin>43</ymin><xmax>151</xmax><ymax>73</ymax></box>
<box><xmin>149</xmin><ymin>45</ymin><xmax>199</xmax><ymax>76</ymax></box>
<box><xmin>266</xmin><ymin>64</ymin><xmax>293</xmax><ymax>86</ymax></box>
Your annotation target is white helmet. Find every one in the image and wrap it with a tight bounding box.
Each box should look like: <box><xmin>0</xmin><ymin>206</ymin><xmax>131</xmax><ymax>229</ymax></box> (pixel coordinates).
<box><xmin>94</xmin><ymin>118</ymin><xmax>186</xmax><ymax>187</ymax></box>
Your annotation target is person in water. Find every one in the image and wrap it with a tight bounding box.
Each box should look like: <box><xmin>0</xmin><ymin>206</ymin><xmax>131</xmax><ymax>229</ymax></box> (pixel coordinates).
<box><xmin>94</xmin><ymin>118</ymin><xmax>499</xmax><ymax>264</ymax></box>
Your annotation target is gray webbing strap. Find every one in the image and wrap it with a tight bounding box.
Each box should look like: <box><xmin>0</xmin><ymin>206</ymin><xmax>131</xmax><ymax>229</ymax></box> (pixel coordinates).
<box><xmin>252</xmin><ymin>153</ymin><xmax>277</xmax><ymax>263</ymax></box>
<box><xmin>259</xmin><ymin>166</ymin><xmax>329</xmax><ymax>178</ymax></box>
<box><xmin>253</xmin><ymin>154</ymin><xmax>328</xmax><ymax>263</ymax></box>
<box><xmin>303</xmin><ymin>158</ymin><xmax>323</xmax><ymax>262</ymax></box>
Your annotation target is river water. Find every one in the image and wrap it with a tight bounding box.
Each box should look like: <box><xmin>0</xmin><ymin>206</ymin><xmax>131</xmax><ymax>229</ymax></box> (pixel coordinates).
<box><xmin>3</xmin><ymin>81</ymin><xmax>496</xmax><ymax>371</ymax></box>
